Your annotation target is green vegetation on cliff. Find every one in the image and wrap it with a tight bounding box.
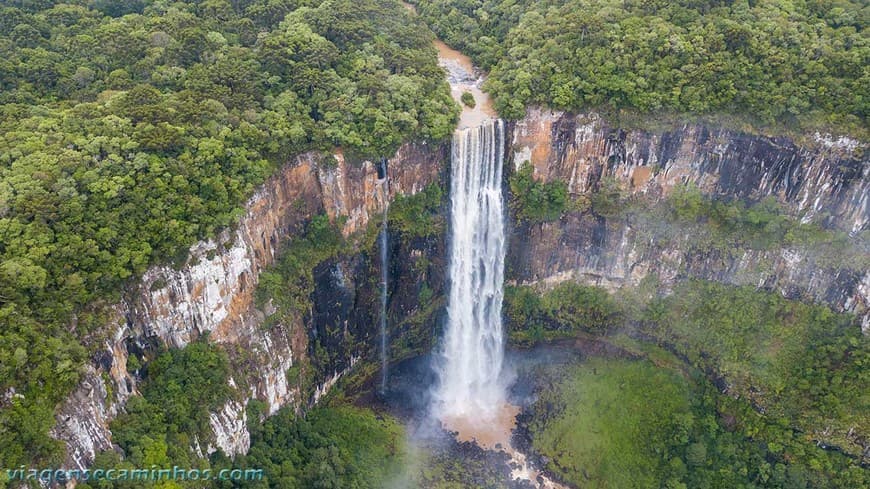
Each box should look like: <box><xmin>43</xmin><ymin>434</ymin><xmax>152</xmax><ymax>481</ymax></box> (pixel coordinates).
<box><xmin>589</xmin><ymin>181</ymin><xmax>867</xmax><ymax>270</ymax></box>
<box><xmin>650</xmin><ymin>185</ymin><xmax>869</xmax><ymax>265</ymax></box>
<box><xmin>505</xmin><ymin>282</ymin><xmax>621</xmax><ymax>343</ymax></box>
<box><xmin>508</xmin><ymin>161</ymin><xmax>572</xmax><ymax>222</ymax></box>
<box><xmin>0</xmin><ymin>0</ymin><xmax>457</xmax><ymax>466</ymax></box>
<box><xmin>388</xmin><ymin>182</ymin><xmax>445</xmax><ymax>237</ymax></box>
<box><xmin>255</xmin><ymin>213</ymin><xmax>348</xmax><ymax>397</ymax></box>
<box><xmin>85</xmin><ymin>401</ymin><xmax>407</xmax><ymax>489</ymax></box>
<box><xmin>257</xmin><ymin>214</ymin><xmax>347</xmax><ymax>316</ymax></box>
<box><xmin>413</xmin><ymin>0</ymin><xmax>868</xmax><ymax>136</ymax></box>
<box><xmin>76</xmin><ymin>340</ymin><xmax>231</xmax><ymax>488</ymax></box>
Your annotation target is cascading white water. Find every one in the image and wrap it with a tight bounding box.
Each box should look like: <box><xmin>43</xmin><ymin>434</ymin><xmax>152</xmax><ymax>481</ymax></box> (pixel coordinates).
<box><xmin>435</xmin><ymin>118</ymin><xmax>507</xmax><ymax>418</ymax></box>
<box><xmin>378</xmin><ymin>158</ymin><xmax>390</xmax><ymax>394</ymax></box>
<box><xmin>379</xmin><ymin>203</ymin><xmax>389</xmax><ymax>394</ymax></box>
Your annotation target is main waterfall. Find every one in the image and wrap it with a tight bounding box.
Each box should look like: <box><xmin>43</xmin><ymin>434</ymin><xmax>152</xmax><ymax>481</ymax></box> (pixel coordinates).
<box><xmin>435</xmin><ymin>118</ymin><xmax>507</xmax><ymax>418</ymax></box>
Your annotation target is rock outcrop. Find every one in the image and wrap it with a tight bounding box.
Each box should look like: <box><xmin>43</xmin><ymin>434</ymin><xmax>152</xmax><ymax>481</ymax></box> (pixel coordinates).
<box><xmin>507</xmin><ymin>108</ymin><xmax>869</xmax><ymax>330</ymax></box>
<box><xmin>52</xmin><ymin>106</ymin><xmax>869</xmax><ymax>471</ymax></box>
<box><xmin>52</xmin><ymin>141</ymin><xmax>448</xmax><ymax>469</ymax></box>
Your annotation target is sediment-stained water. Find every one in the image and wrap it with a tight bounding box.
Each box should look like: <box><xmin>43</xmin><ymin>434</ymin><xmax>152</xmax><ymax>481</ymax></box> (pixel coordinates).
<box><xmin>435</xmin><ymin>40</ymin><xmax>498</xmax><ymax>129</ymax></box>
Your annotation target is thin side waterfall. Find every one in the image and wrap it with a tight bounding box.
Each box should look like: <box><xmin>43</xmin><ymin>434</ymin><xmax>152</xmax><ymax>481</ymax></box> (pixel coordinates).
<box><xmin>435</xmin><ymin>118</ymin><xmax>507</xmax><ymax>418</ymax></box>
<box><xmin>379</xmin><ymin>158</ymin><xmax>389</xmax><ymax>394</ymax></box>
<box><xmin>379</xmin><ymin>204</ymin><xmax>389</xmax><ymax>394</ymax></box>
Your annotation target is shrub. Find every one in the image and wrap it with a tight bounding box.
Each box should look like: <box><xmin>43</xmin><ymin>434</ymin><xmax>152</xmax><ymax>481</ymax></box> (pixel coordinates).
<box><xmin>509</xmin><ymin>161</ymin><xmax>569</xmax><ymax>222</ymax></box>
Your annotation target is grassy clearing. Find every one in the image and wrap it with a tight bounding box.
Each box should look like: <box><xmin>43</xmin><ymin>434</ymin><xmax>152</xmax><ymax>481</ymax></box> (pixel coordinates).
<box><xmin>508</xmin><ymin>278</ymin><xmax>869</xmax><ymax>487</ymax></box>
<box><xmin>528</xmin><ymin>358</ymin><xmax>694</xmax><ymax>488</ymax></box>
<box><xmin>524</xmin><ymin>351</ymin><xmax>869</xmax><ymax>489</ymax></box>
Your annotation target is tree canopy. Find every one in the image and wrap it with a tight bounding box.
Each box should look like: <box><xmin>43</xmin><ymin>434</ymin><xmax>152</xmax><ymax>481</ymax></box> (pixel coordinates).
<box><xmin>0</xmin><ymin>0</ymin><xmax>456</xmax><ymax>468</ymax></box>
<box><xmin>413</xmin><ymin>0</ymin><xmax>868</xmax><ymax>136</ymax></box>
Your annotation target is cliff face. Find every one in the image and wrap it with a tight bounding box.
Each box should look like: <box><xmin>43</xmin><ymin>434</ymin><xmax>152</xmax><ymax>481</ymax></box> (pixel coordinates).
<box><xmin>512</xmin><ymin>108</ymin><xmax>867</xmax><ymax>233</ymax></box>
<box><xmin>52</xmin><ymin>141</ymin><xmax>448</xmax><ymax>469</ymax></box>
<box><xmin>306</xmin><ymin>226</ymin><xmax>448</xmax><ymax>401</ymax></box>
<box><xmin>52</xmin><ymin>106</ymin><xmax>868</xmax><ymax>471</ymax></box>
<box><xmin>507</xmin><ymin>108</ymin><xmax>869</xmax><ymax>329</ymax></box>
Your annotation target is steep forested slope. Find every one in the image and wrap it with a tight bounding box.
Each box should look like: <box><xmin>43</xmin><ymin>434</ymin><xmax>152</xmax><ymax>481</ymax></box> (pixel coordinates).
<box><xmin>413</xmin><ymin>0</ymin><xmax>868</xmax><ymax>136</ymax></box>
<box><xmin>0</xmin><ymin>0</ymin><xmax>456</xmax><ymax>467</ymax></box>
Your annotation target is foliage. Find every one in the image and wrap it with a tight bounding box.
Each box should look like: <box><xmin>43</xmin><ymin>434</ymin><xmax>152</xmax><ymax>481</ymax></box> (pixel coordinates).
<box><xmin>0</xmin><ymin>307</ymin><xmax>85</xmax><ymax>466</ymax></box>
<box><xmin>236</xmin><ymin>405</ymin><xmax>407</xmax><ymax>488</ymax></box>
<box><xmin>413</xmin><ymin>0</ymin><xmax>869</xmax><ymax>137</ymax></box>
<box><xmin>508</xmin><ymin>161</ymin><xmax>569</xmax><ymax>222</ymax></box>
<box><xmin>525</xmin><ymin>356</ymin><xmax>869</xmax><ymax>489</ymax></box>
<box><xmin>669</xmin><ymin>186</ymin><xmax>867</xmax><ymax>267</ymax></box>
<box><xmin>509</xmin><ymin>278</ymin><xmax>869</xmax><ymax>483</ymax></box>
<box><xmin>606</xmin><ymin>182</ymin><xmax>868</xmax><ymax>270</ymax></box>
<box><xmin>79</xmin><ymin>340</ymin><xmax>231</xmax><ymax>489</ymax></box>
<box><xmin>526</xmin><ymin>358</ymin><xmax>695</xmax><ymax>488</ymax></box>
<box><xmin>589</xmin><ymin>176</ymin><xmax>624</xmax><ymax>218</ymax></box>
<box><xmin>505</xmin><ymin>282</ymin><xmax>621</xmax><ymax>343</ymax></box>
<box><xmin>641</xmin><ymin>280</ymin><xmax>870</xmax><ymax>456</ymax></box>
<box><xmin>666</xmin><ymin>185</ymin><xmax>804</xmax><ymax>249</ymax></box>
<box><xmin>110</xmin><ymin>340</ymin><xmax>231</xmax><ymax>454</ymax></box>
<box><xmin>0</xmin><ymin>0</ymin><xmax>457</xmax><ymax>465</ymax></box>
<box><xmin>87</xmin><ymin>403</ymin><xmax>406</xmax><ymax>489</ymax></box>
<box><xmin>237</xmin><ymin>403</ymin><xmax>521</xmax><ymax>489</ymax></box>
<box><xmin>388</xmin><ymin>183</ymin><xmax>445</xmax><ymax>237</ymax></box>
<box><xmin>254</xmin><ymin>214</ymin><xmax>349</xmax><ymax>399</ymax></box>
<box><xmin>460</xmin><ymin>91</ymin><xmax>475</xmax><ymax>108</ymax></box>
<box><xmin>256</xmin><ymin>214</ymin><xmax>346</xmax><ymax>316</ymax></box>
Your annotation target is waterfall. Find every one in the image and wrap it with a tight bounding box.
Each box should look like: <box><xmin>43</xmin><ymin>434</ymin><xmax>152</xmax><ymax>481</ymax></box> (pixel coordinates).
<box><xmin>435</xmin><ymin>118</ymin><xmax>507</xmax><ymax>417</ymax></box>
<box><xmin>379</xmin><ymin>159</ymin><xmax>389</xmax><ymax>394</ymax></box>
<box><xmin>379</xmin><ymin>205</ymin><xmax>389</xmax><ymax>394</ymax></box>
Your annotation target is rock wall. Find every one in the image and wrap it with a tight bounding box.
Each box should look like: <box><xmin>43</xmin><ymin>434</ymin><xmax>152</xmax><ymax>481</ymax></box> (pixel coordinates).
<box><xmin>512</xmin><ymin>109</ymin><xmax>867</xmax><ymax>233</ymax></box>
<box><xmin>507</xmin><ymin>108</ymin><xmax>869</xmax><ymax>330</ymax></box>
<box><xmin>52</xmin><ymin>141</ymin><xmax>448</xmax><ymax>469</ymax></box>
<box><xmin>52</xmin><ymin>106</ymin><xmax>869</xmax><ymax>471</ymax></box>
<box><xmin>305</xmin><ymin>224</ymin><xmax>448</xmax><ymax>401</ymax></box>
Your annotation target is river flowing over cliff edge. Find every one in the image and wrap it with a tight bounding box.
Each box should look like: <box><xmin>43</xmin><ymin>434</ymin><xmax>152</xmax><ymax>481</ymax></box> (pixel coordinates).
<box><xmin>435</xmin><ymin>119</ymin><xmax>508</xmax><ymax>418</ymax></box>
<box><xmin>52</xmin><ymin>106</ymin><xmax>868</xmax><ymax>469</ymax></box>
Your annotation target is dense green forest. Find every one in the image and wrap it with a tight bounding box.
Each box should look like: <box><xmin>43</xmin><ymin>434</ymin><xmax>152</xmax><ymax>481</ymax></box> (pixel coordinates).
<box><xmin>72</xmin><ymin>338</ymin><xmax>406</xmax><ymax>489</ymax></box>
<box><xmin>79</xmin><ymin>340</ymin><xmax>231</xmax><ymax>489</ymax></box>
<box><xmin>506</xmin><ymin>280</ymin><xmax>869</xmax><ymax>487</ymax></box>
<box><xmin>522</xmin><ymin>355</ymin><xmax>866</xmax><ymax>489</ymax></box>
<box><xmin>237</xmin><ymin>405</ymin><xmax>407</xmax><ymax>488</ymax></box>
<box><xmin>0</xmin><ymin>0</ymin><xmax>456</xmax><ymax>468</ymax></box>
<box><xmin>412</xmin><ymin>0</ymin><xmax>869</xmax><ymax>136</ymax></box>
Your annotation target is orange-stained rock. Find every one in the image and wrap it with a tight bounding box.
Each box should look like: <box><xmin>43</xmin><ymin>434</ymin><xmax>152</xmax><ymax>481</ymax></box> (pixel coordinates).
<box><xmin>53</xmin><ymin>141</ymin><xmax>448</xmax><ymax>469</ymax></box>
<box><xmin>510</xmin><ymin>108</ymin><xmax>867</xmax><ymax>234</ymax></box>
<box><xmin>506</xmin><ymin>107</ymin><xmax>868</xmax><ymax>336</ymax></box>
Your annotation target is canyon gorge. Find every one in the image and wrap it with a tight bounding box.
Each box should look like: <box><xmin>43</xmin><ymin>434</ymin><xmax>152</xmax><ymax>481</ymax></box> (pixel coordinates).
<box><xmin>3</xmin><ymin>1</ymin><xmax>866</xmax><ymax>487</ymax></box>
<box><xmin>51</xmin><ymin>103</ymin><xmax>868</xmax><ymax>472</ymax></box>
